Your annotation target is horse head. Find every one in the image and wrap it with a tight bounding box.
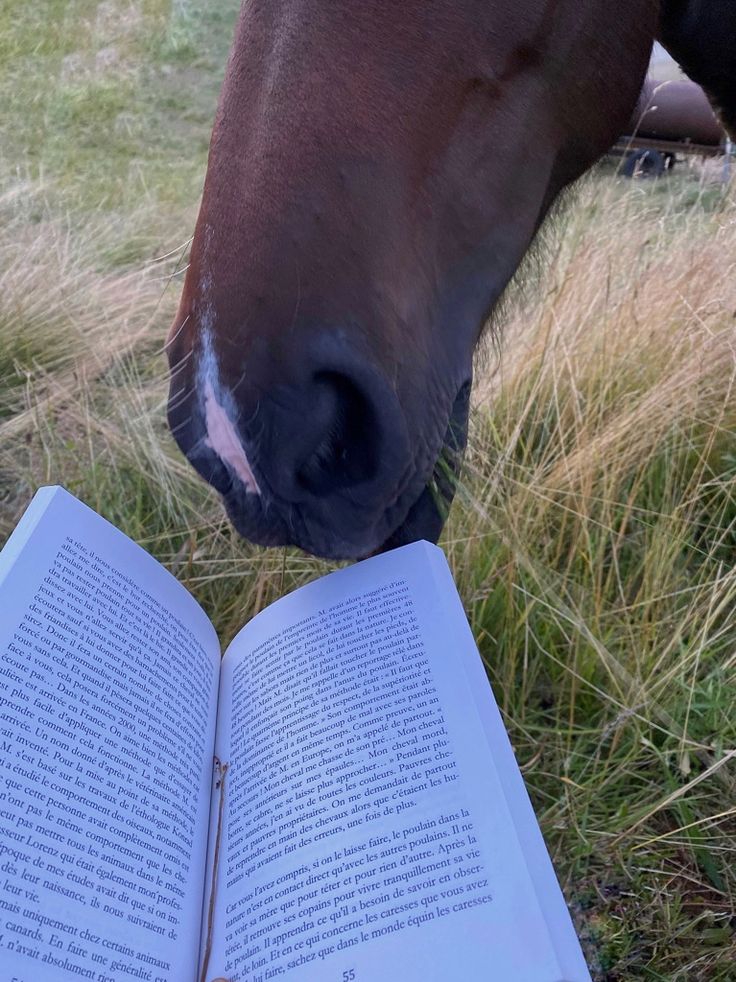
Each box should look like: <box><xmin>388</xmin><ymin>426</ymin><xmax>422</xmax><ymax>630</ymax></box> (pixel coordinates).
<box><xmin>167</xmin><ymin>0</ymin><xmax>735</xmax><ymax>558</ymax></box>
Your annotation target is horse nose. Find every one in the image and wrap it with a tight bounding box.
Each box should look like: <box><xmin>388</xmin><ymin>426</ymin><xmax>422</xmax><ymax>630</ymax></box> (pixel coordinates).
<box><xmin>252</xmin><ymin>349</ymin><xmax>408</xmax><ymax>509</ymax></box>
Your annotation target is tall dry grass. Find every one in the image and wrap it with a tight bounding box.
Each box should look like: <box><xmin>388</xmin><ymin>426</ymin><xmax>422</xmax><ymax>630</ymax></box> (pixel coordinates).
<box><xmin>447</xmin><ymin>173</ymin><xmax>736</xmax><ymax>979</ymax></box>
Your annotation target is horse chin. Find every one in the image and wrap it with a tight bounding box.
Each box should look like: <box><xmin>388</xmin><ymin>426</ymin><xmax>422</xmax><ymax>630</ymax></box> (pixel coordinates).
<box><xmin>372</xmin><ymin>483</ymin><xmax>448</xmax><ymax>555</ymax></box>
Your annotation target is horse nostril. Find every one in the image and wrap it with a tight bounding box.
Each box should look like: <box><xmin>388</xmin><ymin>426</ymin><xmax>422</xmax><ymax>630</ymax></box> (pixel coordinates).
<box><xmin>296</xmin><ymin>371</ymin><xmax>379</xmax><ymax>495</ymax></box>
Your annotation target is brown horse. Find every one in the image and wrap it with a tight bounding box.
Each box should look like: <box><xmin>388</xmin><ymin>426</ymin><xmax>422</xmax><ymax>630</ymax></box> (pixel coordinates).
<box><xmin>167</xmin><ymin>1</ymin><xmax>736</xmax><ymax>559</ymax></box>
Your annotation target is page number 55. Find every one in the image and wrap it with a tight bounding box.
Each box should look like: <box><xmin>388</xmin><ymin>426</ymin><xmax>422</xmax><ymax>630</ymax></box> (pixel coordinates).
<box><xmin>342</xmin><ymin>971</ymin><xmax>355</xmax><ymax>981</ymax></box>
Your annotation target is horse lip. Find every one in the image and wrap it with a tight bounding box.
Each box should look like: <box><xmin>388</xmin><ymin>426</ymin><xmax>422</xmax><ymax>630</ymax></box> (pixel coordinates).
<box><xmin>219</xmin><ymin>377</ymin><xmax>471</xmax><ymax>559</ymax></box>
<box><xmin>370</xmin><ymin>377</ymin><xmax>472</xmax><ymax>556</ymax></box>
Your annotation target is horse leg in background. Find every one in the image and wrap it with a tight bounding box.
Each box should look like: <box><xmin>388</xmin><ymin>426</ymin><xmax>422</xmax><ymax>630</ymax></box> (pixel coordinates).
<box><xmin>660</xmin><ymin>0</ymin><xmax>736</xmax><ymax>133</ymax></box>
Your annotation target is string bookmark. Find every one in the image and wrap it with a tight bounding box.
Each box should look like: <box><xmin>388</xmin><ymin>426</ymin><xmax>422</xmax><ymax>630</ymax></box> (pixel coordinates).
<box><xmin>199</xmin><ymin>757</ymin><xmax>229</xmax><ymax>982</ymax></box>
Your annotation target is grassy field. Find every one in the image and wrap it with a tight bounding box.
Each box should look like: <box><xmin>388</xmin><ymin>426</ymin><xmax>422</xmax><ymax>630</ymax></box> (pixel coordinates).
<box><xmin>1</xmin><ymin>4</ymin><xmax>735</xmax><ymax>979</ymax></box>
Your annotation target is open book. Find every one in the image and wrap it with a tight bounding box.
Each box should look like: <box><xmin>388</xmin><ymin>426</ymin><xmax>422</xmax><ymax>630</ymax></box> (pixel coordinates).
<box><xmin>0</xmin><ymin>486</ymin><xmax>591</xmax><ymax>982</ymax></box>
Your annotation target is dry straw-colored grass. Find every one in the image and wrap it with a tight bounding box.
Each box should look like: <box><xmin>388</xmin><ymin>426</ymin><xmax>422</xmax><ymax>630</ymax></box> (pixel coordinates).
<box><xmin>452</xmin><ymin>174</ymin><xmax>736</xmax><ymax>979</ymax></box>
<box><xmin>0</xmin><ymin>187</ymin><xmax>170</xmax><ymax>429</ymax></box>
<box><xmin>478</xmin><ymin>173</ymin><xmax>736</xmax><ymax>485</ymax></box>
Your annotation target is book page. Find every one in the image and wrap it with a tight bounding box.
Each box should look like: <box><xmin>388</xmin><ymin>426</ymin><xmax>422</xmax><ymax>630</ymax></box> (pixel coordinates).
<box><xmin>203</xmin><ymin>541</ymin><xmax>589</xmax><ymax>982</ymax></box>
<box><xmin>0</xmin><ymin>487</ymin><xmax>221</xmax><ymax>981</ymax></box>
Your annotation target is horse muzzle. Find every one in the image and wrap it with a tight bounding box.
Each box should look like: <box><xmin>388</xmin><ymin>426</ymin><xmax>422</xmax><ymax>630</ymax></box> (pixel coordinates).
<box><xmin>167</xmin><ymin>328</ymin><xmax>466</xmax><ymax>558</ymax></box>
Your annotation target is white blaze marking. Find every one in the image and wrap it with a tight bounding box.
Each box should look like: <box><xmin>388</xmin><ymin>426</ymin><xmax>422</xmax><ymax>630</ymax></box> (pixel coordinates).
<box><xmin>203</xmin><ymin>381</ymin><xmax>261</xmax><ymax>495</ymax></box>
<box><xmin>199</xmin><ymin>318</ymin><xmax>260</xmax><ymax>496</ymax></box>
